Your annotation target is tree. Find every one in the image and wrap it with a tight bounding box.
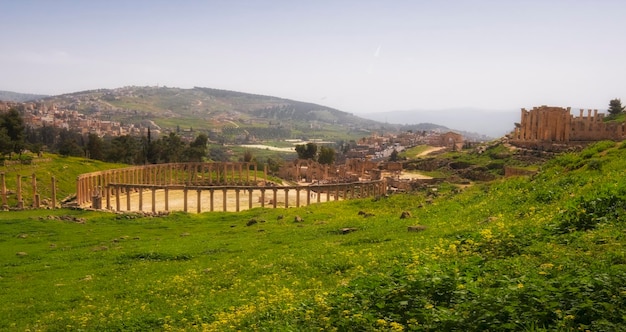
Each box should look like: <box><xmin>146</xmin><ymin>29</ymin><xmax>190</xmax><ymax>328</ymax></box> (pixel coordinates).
<box><xmin>608</xmin><ymin>98</ymin><xmax>625</xmax><ymax>116</ymax></box>
<box><xmin>160</xmin><ymin>133</ymin><xmax>186</xmax><ymax>163</ymax></box>
<box><xmin>184</xmin><ymin>133</ymin><xmax>208</xmax><ymax>162</ymax></box>
<box><xmin>243</xmin><ymin>150</ymin><xmax>254</xmax><ymax>163</ymax></box>
<box><xmin>0</xmin><ymin>108</ymin><xmax>25</xmax><ymax>155</ymax></box>
<box><xmin>57</xmin><ymin>129</ymin><xmax>84</xmax><ymax>157</ymax></box>
<box><xmin>265</xmin><ymin>157</ymin><xmax>281</xmax><ymax>174</ymax></box>
<box><xmin>86</xmin><ymin>133</ymin><xmax>104</xmax><ymax>160</ymax></box>
<box><xmin>389</xmin><ymin>149</ymin><xmax>399</xmax><ymax>162</ymax></box>
<box><xmin>0</xmin><ymin>128</ymin><xmax>13</xmax><ymax>157</ymax></box>
<box><xmin>295</xmin><ymin>143</ymin><xmax>317</xmax><ymax>160</ymax></box>
<box><xmin>106</xmin><ymin>135</ymin><xmax>140</xmax><ymax>164</ymax></box>
<box><xmin>318</xmin><ymin>146</ymin><xmax>336</xmax><ymax>165</ymax></box>
<box><xmin>39</xmin><ymin>125</ymin><xmax>59</xmax><ymax>148</ymax></box>
<box><xmin>209</xmin><ymin>146</ymin><xmax>229</xmax><ymax>162</ymax></box>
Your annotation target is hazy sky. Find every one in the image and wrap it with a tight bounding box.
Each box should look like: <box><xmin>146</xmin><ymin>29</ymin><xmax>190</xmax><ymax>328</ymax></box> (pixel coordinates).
<box><xmin>1</xmin><ymin>0</ymin><xmax>624</xmax><ymax>114</ymax></box>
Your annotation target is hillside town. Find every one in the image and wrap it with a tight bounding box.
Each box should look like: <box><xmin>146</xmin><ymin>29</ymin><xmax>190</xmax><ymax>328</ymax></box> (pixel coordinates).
<box><xmin>0</xmin><ymin>95</ymin><xmax>470</xmax><ymax>163</ymax></box>
<box><xmin>0</xmin><ymin>97</ymin><xmax>161</xmax><ymax>139</ymax></box>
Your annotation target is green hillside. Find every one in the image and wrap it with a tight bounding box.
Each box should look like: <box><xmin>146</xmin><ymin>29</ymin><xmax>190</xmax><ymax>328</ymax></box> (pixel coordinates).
<box><xmin>1</xmin><ymin>141</ymin><xmax>625</xmax><ymax>330</ymax></box>
<box><xmin>42</xmin><ymin>86</ymin><xmax>382</xmax><ymax>141</ymax></box>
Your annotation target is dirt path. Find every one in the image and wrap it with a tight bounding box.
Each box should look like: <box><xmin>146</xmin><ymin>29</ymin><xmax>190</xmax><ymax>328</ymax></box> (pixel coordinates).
<box><xmin>417</xmin><ymin>146</ymin><xmax>446</xmax><ymax>157</ymax></box>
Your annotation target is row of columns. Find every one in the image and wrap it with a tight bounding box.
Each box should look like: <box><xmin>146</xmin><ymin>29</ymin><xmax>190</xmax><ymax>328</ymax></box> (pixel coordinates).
<box><xmin>514</xmin><ymin>106</ymin><xmax>626</xmax><ymax>143</ymax></box>
<box><xmin>104</xmin><ymin>180</ymin><xmax>387</xmax><ymax>213</ymax></box>
<box><xmin>0</xmin><ymin>173</ymin><xmax>57</xmax><ymax>209</ymax></box>
<box><xmin>516</xmin><ymin>107</ymin><xmax>572</xmax><ymax>142</ymax></box>
<box><xmin>77</xmin><ymin>162</ymin><xmax>266</xmax><ymax>206</ymax></box>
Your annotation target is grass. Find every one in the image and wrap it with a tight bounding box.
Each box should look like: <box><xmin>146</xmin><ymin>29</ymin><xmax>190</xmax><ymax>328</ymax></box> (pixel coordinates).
<box><xmin>1</xmin><ymin>141</ymin><xmax>625</xmax><ymax>330</ymax></box>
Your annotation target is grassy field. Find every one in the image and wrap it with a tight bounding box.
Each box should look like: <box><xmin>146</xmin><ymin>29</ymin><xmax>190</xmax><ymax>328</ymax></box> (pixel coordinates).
<box><xmin>1</xmin><ymin>141</ymin><xmax>625</xmax><ymax>331</ymax></box>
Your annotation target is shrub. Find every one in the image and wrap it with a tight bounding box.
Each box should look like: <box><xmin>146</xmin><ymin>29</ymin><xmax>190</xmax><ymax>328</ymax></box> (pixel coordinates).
<box><xmin>19</xmin><ymin>154</ymin><xmax>33</xmax><ymax>165</ymax></box>
<box><xmin>553</xmin><ymin>187</ymin><xmax>626</xmax><ymax>234</ymax></box>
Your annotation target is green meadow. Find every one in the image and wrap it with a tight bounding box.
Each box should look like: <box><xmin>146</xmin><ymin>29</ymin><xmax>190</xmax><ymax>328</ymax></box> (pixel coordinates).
<box><xmin>1</xmin><ymin>141</ymin><xmax>625</xmax><ymax>331</ymax></box>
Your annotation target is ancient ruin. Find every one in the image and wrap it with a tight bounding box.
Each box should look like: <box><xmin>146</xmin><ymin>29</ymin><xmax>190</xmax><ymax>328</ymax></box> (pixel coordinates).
<box><xmin>76</xmin><ymin>162</ymin><xmax>387</xmax><ymax>213</ymax></box>
<box><xmin>511</xmin><ymin>105</ymin><xmax>626</xmax><ymax>150</ymax></box>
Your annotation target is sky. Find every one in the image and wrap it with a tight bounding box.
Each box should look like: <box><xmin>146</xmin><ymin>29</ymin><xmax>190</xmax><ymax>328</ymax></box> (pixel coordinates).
<box><xmin>1</xmin><ymin>0</ymin><xmax>625</xmax><ymax>115</ymax></box>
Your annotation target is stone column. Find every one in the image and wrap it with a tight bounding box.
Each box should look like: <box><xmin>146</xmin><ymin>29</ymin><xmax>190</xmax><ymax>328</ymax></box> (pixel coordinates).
<box><xmin>76</xmin><ymin>176</ymin><xmax>82</xmax><ymax>205</ymax></box>
<box><xmin>248</xmin><ymin>189</ymin><xmax>253</xmax><ymax>210</ymax></box>
<box><xmin>184</xmin><ymin>187</ymin><xmax>188</xmax><ymax>212</ymax></box>
<box><xmin>296</xmin><ymin>188</ymin><xmax>300</xmax><ymax>207</ymax></box>
<box><xmin>209</xmin><ymin>189</ymin><xmax>214</xmax><ymax>212</ymax></box>
<box><xmin>168</xmin><ymin>164</ymin><xmax>173</xmax><ymax>185</ymax></box>
<box><xmin>260</xmin><ymin>189</ymin><xmax>266</xmax><ymax>207</ymax></box>
<box><xmin>306</xmin><ymin>188</ymin><xmax>311</xmax><ymax>206</ymax></box>
<box><xmin>151</xmin><ymin>188</ymin><xmax>156</xmax><ymax>213</ymax></box>
<box><xmin>284</xmin><ymin>188</ymin><xmax>289</xmax><ymax>208</ymax></box>
<box><xmin>222</xmin><ymin>188</ymin><xmax>227</xmax><ymax>212</ymax></box>
<box><xmin>238</xmin><ymin>163</ymin><xmax>243</xmax><ymax>185</ymax></box>
<box><xmin>197</xmin><ymin>189</ymin><xmax>202</xmax><ymax>213</ymax></box>
<box><xmin>126</xmin><ymin>186</ymin><xmax>131</xmax><ymax>211</ymax></box>
<box><xmin>272</xmin><ymin>188</ymin><xmax>277</xmax><ymax>208</ymax></box>
<box><xmin>138</xmin><ymin>187</ymin><xmax>143</xmax><ymax>211</ymax></box>
<box><xmin>235</xmin><ymin>188</ymin><xmax>240</xmax><ymax>212</ymax></box>
<box><xmin>246</xmin><ymin>163</ymin><xmax>250</xmax><ymax>184</ymax></box>
<box><xmin>165</xmin><ymin>187</ymin><xmax>169</xmax><ymax>211</ymax></box>
<box><xmin>207</xmin><ymin>163</ymin><xmax>212</xmax><ymax>185</ymax></box>
<box><xmin>216</xmin><ymin>164</ymin><xmax>221</xmax><ymax>184</ymax></box>
<box><xmin>51</xmin><ymin>176</ymin><xmax>57</xmax><ymax>209</ymax></box>
<box><xmin>115</xmin><ymin>186</ymin><xmax>121</xmax><ymax>211</ymax></box>
<box><xmin>31</xmin><ymin>173</ymin><xmax>39</xmax><ymax>209</ymax></box>
<box><xmin>16</xmin><ymin>175</ymin><xmax>23</xmax><ymax>209</ymax></box>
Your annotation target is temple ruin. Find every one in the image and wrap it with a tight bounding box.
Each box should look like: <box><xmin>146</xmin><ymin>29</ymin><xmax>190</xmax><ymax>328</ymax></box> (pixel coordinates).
<box><xmin>511</xmin><ymin>105</ymin><xmax>626</xmax><ymax>150</ymax></box>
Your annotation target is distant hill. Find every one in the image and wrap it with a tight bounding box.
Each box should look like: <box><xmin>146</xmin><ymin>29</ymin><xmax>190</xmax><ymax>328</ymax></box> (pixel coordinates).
<box><xmin>360</xmin><ymin>108</ymin><xmax>520</xmax><ymax>138</ymax></box>
<box><xmin>39</xmin><ymin>86</ymin><xmax>385</xmax><ymax>138</ymax></box>
<box><xmin>12</xmin><ymin>85</ymin><xmax>496</xmax><ymax>141</ymax></box>
<box><xmin>0</xmin><ymin>90</ymin><xmax>48</xmax><ymax>102</ymax></box>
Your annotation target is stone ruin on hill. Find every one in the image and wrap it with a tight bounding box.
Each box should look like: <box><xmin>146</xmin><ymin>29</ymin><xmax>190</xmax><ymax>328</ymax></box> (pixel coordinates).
<box><xmin>511</xmin><ymin>105</ymin><xmax>626</xmax><ymax>151</ymax></box>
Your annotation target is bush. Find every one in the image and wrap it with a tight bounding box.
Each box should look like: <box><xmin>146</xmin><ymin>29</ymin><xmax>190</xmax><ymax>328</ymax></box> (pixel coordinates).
<box><xmin>580</xmin><ymin>141</ymin><xmax>616</xmax><ymax>159</ymax></box>
<box><xmin>19</xmin><ymin>154</ymin><xmax>33</xmax><ymax>165</ymax></box>
<box><xmin>553</xmin><ymin>186</ymin><xmax>626</xmax><ymax>233</ymax></box>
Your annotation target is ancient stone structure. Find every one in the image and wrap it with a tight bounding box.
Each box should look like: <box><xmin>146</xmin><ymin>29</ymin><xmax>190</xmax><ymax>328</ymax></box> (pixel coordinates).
<box><xmin>278</xmin><ymin>158</ymin><xmax>383</xmax><ymax>183</ymax></box>
<box><xmin>512</xmin><ymin>106</ymin><xmax>626</xmax><ymax>150</ymax></box>
<box><xmin>428</xmin><ymin>132</ymin><xmax>464</xmax><ymax>150</ymax></box>
<box><xmin>76</xmin><ymin>162</ymin><xmax>387</xmax><ymax>213</ymax></box>
<box><xmin>76</xmin><ymin>162</ymin><xmax>263</xmax><ymax>207</ymax></box>
<box><xmin>279</xmin><ymin>159</ymin><xmax>329</xmax><ymax>182</ymax></box>
<box><xmin>0</xmin><ymin>173</ymin><xmax>57</xmax><ymax>210</ymax></box>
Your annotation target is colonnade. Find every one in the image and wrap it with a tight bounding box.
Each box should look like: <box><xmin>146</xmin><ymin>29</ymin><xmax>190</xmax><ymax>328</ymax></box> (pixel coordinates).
<box><xmin>104</xmin><ymin>181</ymin><xmax>386</xmax><ymax>213</ymax></box>
<box><xmin>76</xmin><ymin>162</ymin><xmax>387</xmax><ymax>213</ymax></box>
<box><xmin>76</xmin><ymin>162</ymin><xmax>262</xmax><ymax>206</ymax></box>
